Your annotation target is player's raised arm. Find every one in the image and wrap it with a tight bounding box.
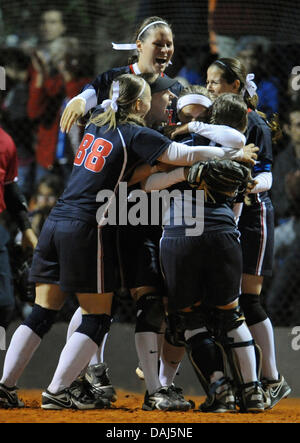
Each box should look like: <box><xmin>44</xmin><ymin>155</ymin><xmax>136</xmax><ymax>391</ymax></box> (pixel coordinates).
<box><xmin>60</xmin><ymin>88</ymin><xmax>98</xmax><ymax>133</ymax></box>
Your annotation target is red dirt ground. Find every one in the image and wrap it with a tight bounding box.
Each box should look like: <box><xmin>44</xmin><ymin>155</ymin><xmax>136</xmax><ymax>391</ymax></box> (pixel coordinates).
<box><xmin>0</xmin><ymin>389</ymin><xmax>299</xmax><ymax>423</ymax></box>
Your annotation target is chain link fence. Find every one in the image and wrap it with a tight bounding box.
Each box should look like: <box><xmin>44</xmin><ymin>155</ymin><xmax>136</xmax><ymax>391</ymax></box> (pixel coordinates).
<box><xmin>0</xmin><ymin>0</ymin><xmax>300</xmax><ymax>325</ymax></box>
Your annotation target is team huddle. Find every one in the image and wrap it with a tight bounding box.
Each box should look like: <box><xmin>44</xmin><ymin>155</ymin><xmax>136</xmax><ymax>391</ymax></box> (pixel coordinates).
<box><xmin>0</xmin><ymin>16</ymin><xmax>291</xmax><ymax>414</ymax></box>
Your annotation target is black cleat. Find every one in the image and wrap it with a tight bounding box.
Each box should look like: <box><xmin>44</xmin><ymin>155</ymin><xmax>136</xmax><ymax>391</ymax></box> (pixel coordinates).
<box><xmin>0</xmin><ymin>383</ymin><xmax>24</xmax><ymax>409</ymax></box>
<box><xmin>168</xmin><ymin>384</ymin><xmax>192</xmax><ymax>411</ymax></box>
<box><xmin>42</xmin><ymin>380</ymin><xmax>111</xmax><ymax>410</ymax></box>
<box><xmin>142</xmin><ymin>387</ymin><xmax>177</xmax><ymax>411</ymax></box>
<box><xmin>239</xmin><ymin>382</ymin><xmax>264</xmax><ymax>413</ymax></box>
<box><xmin>199</xmin><ymin>385</ymin><xmax>236</xmax><ymax>413</ymax></box>
<box><xmin>262</xmin><ymin>375</ymin><xmax>291</xmax><ymax>410</ymax></box>
<box><xmin>85</xmin><ymin>363</ymin><xmax>117</xmax><ymax>402</ymax></box>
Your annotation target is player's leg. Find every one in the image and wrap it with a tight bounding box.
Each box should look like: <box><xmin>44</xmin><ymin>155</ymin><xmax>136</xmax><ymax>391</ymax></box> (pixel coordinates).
<box><xmin>239</xmin><ymin>201</ymin><xmax>291</xmax><ymax>408</ymax></box>
<box><xmin>240</xmin><ymin>273</ymin><xmax>291</xmax><ymax>408</ymax></box>
<box><xmin>65</xmin><ymin>305</ymin><xmax>116</xmax><ymax>402</ymax></box>
<box><xmin>42</xmin><ymin>292</ymin><xmax>113</xmax><ymax>410</ymax></box>
<box><xmin>0</xmin><ymin>283</ymin><xmax>66</xmax><ymax>408</ymax></box>
<box><xmin>212</xmin><ymin>299</ymin><xmax>265</xmax><ymax>413</ymax></box>
<box><xmin>132</xmin><ymin>286</ymin><xmax>168</xmax><ymax>397</ymax></box>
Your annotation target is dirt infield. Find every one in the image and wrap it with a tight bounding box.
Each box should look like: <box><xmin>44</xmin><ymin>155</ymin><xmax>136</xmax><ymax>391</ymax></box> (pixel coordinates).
<box><xmin>0</xmin><ymin>389</ymin><xmax>299</xmax><ymax>424</ymax></box>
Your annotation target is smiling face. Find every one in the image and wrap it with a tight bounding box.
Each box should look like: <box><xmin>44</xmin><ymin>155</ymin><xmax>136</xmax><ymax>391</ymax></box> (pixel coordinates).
<box><xmin>137</xmin><ymin>26</ymin><xmax>174</xmax><ymax>74</ymax></box>
<box><xmin>145</xmin><ymin>89</ymin><xmax>175</xmax><ymax>127</ymax></box>
<box><xmin>206</xmin><ymin>65</ymin><xmax>240</xmax><ymax>98</ymax></box>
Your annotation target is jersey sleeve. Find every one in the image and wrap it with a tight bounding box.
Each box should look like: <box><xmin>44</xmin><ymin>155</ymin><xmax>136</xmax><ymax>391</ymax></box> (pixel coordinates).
<box><xmin>246</xmin><ymin>111</ymin><xmax>273</xmax><ymax>164</ymax></box>
<box><xmin>82</xmin><ymin>66</ymin><xmax>130</xmax><ymax>105</ymax></box>
<box><xmin>130</xmin><ymin>126</ymin><xmax>171</xmax><ymax>166</ymax></box>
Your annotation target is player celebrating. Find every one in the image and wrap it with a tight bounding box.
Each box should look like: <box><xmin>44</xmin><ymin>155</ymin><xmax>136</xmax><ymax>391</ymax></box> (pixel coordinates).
<box><xmin>60</xmin><ymin>16</ymin><xmax>182</xmax><ymax>134</ymax></box>
<box><xmin>205</xmin><ymin>57</ymin><xmax>291</xmax><ymax>409</ymax></box>
<box><xmin>0</xmin><ymin>74</ymin><xmax>257</xmax><ymax>410</ymax></box>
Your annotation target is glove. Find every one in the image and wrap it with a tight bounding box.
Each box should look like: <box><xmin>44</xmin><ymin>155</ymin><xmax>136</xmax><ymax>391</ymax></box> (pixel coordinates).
<box><xmin>187</xmin><ymin>159</ymin><xmax>254</xmax><ymax>196</ymax></box>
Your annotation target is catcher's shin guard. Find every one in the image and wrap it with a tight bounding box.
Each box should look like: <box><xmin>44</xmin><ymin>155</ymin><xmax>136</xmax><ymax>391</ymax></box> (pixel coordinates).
<box><xmin>185</xmin><ymin>332</ymin><xmax>228</xmax><ymax>396</ymax></box>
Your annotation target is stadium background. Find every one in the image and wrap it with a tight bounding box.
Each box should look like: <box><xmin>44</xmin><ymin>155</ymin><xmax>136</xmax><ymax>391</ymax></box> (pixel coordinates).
<box><xmin>0</xmin><ymin>1</ymin><xmax>300</xmax><ymax>354</ymax></box>
<box><xmin>0</xmin><ymin>0</ymin><xmax>300</xmax><ymax>424</ymax></box>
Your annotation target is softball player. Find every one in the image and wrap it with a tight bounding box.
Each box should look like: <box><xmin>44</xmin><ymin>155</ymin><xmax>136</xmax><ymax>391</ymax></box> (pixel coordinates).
<box><xmin>206</xmin><ymin>57</ymin><xmax>291</xmax><ymax>409</ymax></box>
<box><xmin>0</xmin><ymin>73</ymin><xmax>257</xmax><ymax>410</ymax></box>
<box><xmin>143</xmin><ymin>92</ymin><xmax>265</xmax><ymax>413</ymax></box>
<box><xmin>60</xmin><ymin>16</ymin><xmax>183</xmax><ymax>134</ymax></box>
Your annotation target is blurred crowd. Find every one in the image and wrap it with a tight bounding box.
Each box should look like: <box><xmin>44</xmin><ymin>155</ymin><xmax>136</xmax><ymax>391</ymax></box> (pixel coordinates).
<box><xmin>0</xmin><ymin>5</ymin><xmax>300</xmax><ymax>326</ymax></box>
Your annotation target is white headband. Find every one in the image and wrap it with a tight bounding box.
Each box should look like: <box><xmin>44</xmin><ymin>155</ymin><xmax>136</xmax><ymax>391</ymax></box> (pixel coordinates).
<box><xmin>242</xmin><ymin>73</ymin><xmax>257</xmax><ymax>98</ymax></box>
<box><xmin>177</xmin><ymin>94</ymin><xmax>212</xmax><ymax>112</ymax></box>
<box><xmin>112</xmin><ymin>20</ymin><xmax>168</xmax><ymax>51</ymax></box>
<box><xmin>100</xmin><ymin>81</ymin><xmax>120</xmax><ymax>113</ymax></box>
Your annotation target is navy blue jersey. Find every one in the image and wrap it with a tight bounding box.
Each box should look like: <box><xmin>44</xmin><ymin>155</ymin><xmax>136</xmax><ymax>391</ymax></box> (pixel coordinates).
<box><xmin>245</xmin><ymin>110</ymin><xmax>273</xmax><ymax>203</ymax></box>
<box><xmin>83</xmin><ymin>63</ymin><xmax>183</xmax><ymax>123</ymax></box>
<box><xmin>162</xmin><ymin>133</ymin><xmax>237</xmax><ymax>235</ymax></box>
<box><xmin>50</xmin><ymin>115</ymin><xmax>170</xmax><ymax>225</ymax></box>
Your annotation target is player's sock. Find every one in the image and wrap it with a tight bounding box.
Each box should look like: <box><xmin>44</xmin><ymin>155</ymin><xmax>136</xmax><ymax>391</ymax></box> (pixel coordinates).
<box><xmin>66</xmin><ymin>308</ymin><xmax>108</xmax><ymax>367</ymax></box>
<box><xmin>47</xmin><ymin>332</ymin><xmax>98</xmax><ymax>394</ymax></box>
<box><xmin>0</xmin><ymin>325</ymin><xmax>41</xmax><ymax>387</ymax></box>
<box><xmin>135</xmin><ymin>332</ymin><xmax>161</xmax><ymax>394</ymax></box>
<box><xmin>159</xmin><ymin>339</ymin><xmax>185</xmax><ymax>386</ymax></box>
<box><xmin>227</xmin><ymin>323</ymin><xmax>258</xmax><ymax>384</ymax></box>
<box><xmin>47</xmin><ymin>314</ymin><xmax>111</xmax><ymax>393</ymax></box>
<box><xmin>249</xmin><ymin>318</ymin><xmax>279</xmax><ymax>380</ymax></box>
<box><xmin>66</xmin><ymin>306</ymin><xmax>82</xmax><ymax>340</ymax></box>
<box><xmin>89</xmin><ymin>333</ymin><xmax>108</xmax><ymax>365</ymax></box>
<box><xmin>240</xmin><ymin>293</ymin><xmax>279</xmax><ymax>381</ymax></box>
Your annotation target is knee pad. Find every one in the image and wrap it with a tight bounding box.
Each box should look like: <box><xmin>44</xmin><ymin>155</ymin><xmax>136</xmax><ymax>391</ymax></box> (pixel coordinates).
<box><xmin>165</xmin><ymin>305</ymin><xmax>207</xmax><ymax>347</ymax></box>
<box><xmin>76</xmin><ymin>314</ymin><xmax>111</xmax><ymax>347</ymax></box>
<box><xmin>239</xmin><ymin>293</ymin><xmax>268</xmax><ymax>326</ymax></box>
<box><xmin>23</xmin><ymin>304</ymin><xmax>58</xmax><ymax>338</ymax></box>
<box><xmin>209</xmin><ymin>305</ymin><xmax>245</xmax><ymax>340</ymax></box>
<box><xmin>135</xmin><ymin>292</ymin><xmax>165</xmax><ymax>334</ymax></box>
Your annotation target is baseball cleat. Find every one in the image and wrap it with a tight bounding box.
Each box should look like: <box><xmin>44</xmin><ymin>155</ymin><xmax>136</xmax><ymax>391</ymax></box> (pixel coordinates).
<box><xmin>262</xmin><ymin>375</ymin><xmax>291</xmax><ymax>409</ymax></box>
<box><xmin>0</xmin><ymin>383</ymin><xmax>24</xmax><ymax>408</ymax></box>
<box><xmin>85</xmin><ymin>362</ymin><xmax>117</xmax><ymax>402</ymax></box>
<box><xmin>239</xmin><ymin>382</ymin><xmax>264</xmax><ymax>413</ymax></box>
<box><xmin>42</xmin><ymin>380</ymin><xmax>111</xmax><ymax>410</ymax></box>
<box><xmin>142</xmin><ymin>387</ymin><xmax>178</xmax><ymax>411</ymax></box>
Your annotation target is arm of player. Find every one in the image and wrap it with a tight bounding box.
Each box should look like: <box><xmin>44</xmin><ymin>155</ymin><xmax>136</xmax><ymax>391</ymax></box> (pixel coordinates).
<box><xmin>141</xmin><ymin>167</ymin><xmax>187</xmax><ymax>192</ymax></box>
<box><xmin>158</xmin><ymin>141</ymin><xmax>258</xmax><ymax>166</ymax></box>
<box><xmin>187</xmin><ymin>122</ymin><xmax>246</xmax><ymax>148</ymax></box>
<box><xmin>128</xmin><ymin>162</ymin><xmax>176</xmax><ymax>187</ymax></box>
<box><xmin>247</xmin><ymin>172</ymin><xmax>273</xmax><ymax>194</ymax></box>
<box><xmin>60</xmin><ymin>88</ymin><xmax>98</xmax><ymax>133</ymax></box>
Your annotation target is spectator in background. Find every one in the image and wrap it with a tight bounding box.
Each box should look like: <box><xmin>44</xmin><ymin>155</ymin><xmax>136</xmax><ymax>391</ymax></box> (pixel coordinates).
<box><xmin>266</xmin><ymin>170</ymin><xmax>300</xmax><ymax>326</ymax></box>
<box><xmin>28</xmin><ymin>174</ymin><xmax>64</xmax><ymax>237</ymax></box>
<box><xmin>0</xmin><ymin>48</ymin><xmax>35</xmax><ymax>201</ymax></box>
<box><xmin>27</xmin><ymin>37</ymin><xmax>92</xmax><ymax>186</ymax></box>
<box><xmin>0</xmin><ymin>123</ymin><xmax>37</xmax><ymax>329</ymax></box>
<box><xmin>271</xmin><ymin>105</ymin><xmax>300</xmax><ymax>224</ymax></box>
<box><xmin>37</xmin><ymin>8</ymin><xmax>67</xmax><ymax>63</ymax></box>
<box><xmin>236</xmin><ymin>37</ymin><xmax>279</xmax><ymax>119</ymax></box>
